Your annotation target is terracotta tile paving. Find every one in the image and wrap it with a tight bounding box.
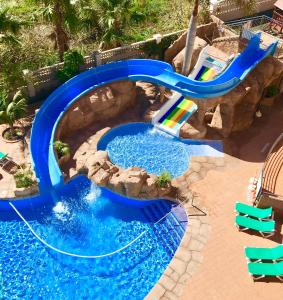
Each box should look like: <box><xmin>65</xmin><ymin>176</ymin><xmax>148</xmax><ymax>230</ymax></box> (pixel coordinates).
<box><xmin>0</xmin><ymin>124</ymin><xmax>31</xmax><ymax>198</ymax></box>
<box><xmin>0</xmin><ymin>106</ymin><xmax>37</xmax><ymax>198</ymax></box>
<box><xmin>180</xmin><ymin>158</ymin><xmax>283</xmax><ymax>300</ymax></box>
<box><xmin>178</xmin><ymin>105</ymin><xmax>283</xmax><ymax>300</ymax></box>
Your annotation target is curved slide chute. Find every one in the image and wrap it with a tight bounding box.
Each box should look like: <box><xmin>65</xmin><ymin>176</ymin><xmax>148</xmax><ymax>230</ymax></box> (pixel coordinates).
<box><xmin>29</xmin><ymin>34</ymin><xmax>277</xmax><ymax>194</ymax></box>
<box><xmin>152</xmin><ymin>45</ymin><xmax>231</xmax><ymax>136</ymax></box>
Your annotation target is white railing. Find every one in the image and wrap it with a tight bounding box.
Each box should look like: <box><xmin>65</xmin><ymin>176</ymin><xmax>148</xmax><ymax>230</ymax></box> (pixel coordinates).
<box><xmin>212</xmin><ymin>0</ymin><xmax>276</xmax><ymax>21</ymax></box>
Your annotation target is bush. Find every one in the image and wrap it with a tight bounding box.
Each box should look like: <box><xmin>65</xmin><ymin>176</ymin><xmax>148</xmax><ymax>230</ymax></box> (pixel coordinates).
<box><xmin>265</xmin><ymin>85</ymin><xmax>279</xmax><ymax>98</ymax></box>
<box><xmin>156</xmin><ymin>171</ymin><xmax>172</xmax><ymax>188</ymax></box>
<box><xmin>57</xmin><ymin>51</ymin><xmax>84</xmax><ymax>83</ymax></box>
<box><xmin>54</xmin><ymin>140</ymin><xmax>70</xmax><ymax>159</ymax></box>
<box><xmin>142</xmin><ymin>35</ymin><xmax>178</xmax><ymax>60</ymax></box>
<box><xmin>14</xmin><ymin>168</ymin><xmax>35</xmax><ymax>188</ymax></box>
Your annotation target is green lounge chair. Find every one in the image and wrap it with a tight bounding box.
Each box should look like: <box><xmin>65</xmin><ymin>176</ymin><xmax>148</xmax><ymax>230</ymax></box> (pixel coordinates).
<box><xmin>235</xmin><ymin>215</ymin><xmax>275</xmax><ymax>238</ymax></box>
<box><xmin>235</xmin><ymin>202</ymin><xmax>273</xmax><ymax>220</ymax></box>
<box><xmin>0</xmin><ymin>152</ymin><xmax>9</xmax><ymax>168</ymax></box>
<box><xmin>245</xmin><ymin>245</ymin><xmax>283</xmax><ymax>262</ymax></box>
<box><xmin>0</xmin><ymin>151</ymin><xmax>7</xmax><ymax>160</ymax></box>
<box><xmin>0</xmin><ymin>152</ymin><xmax>19</xmax><ymax>173</ymax></box>
<box><xmin>248</xmin><ymin>261</ymin><xmax>283</xmax><ymax>281</ymax></box>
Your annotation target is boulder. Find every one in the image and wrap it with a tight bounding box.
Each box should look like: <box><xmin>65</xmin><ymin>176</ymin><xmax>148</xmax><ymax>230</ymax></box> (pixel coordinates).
<box><xmin>180</xmin><ymin>122</ymin><xmax>207</xmax><ymax>139</ymax></box>
<box><xmin>92</xmin><ymin>168</ymin><xmax>111</xmax><ymax>186</ymax></box>
<box><xmin>120</xmin><ymin>167</ymin><xmax>147</xmax><ymax>198</ymax></box>
<box><xmin>123</xmin><ymin>175</ymin><xmax>144</xmax><ymax>198</ymax></box>
<box><xmin>158</xmin><ymin>185</ymin><xmax>173</xmax><ymax>197</ymax></box>
<box><xmin>108</xmin><ymin>172</ymin><xmax>125</xmax><ymax>195</ymax></box>
<box><xmin>140</xmin><ymin>174</ymin><xmax>158</xmax><ymax>198</ymax></box>
<box><xmin>172</xmin><ymin>37</ymin><xmax>208</xmax><ymax>74</ymax></box>
<box><xmin>164</xmin><ymin>22</ymin><xmax>219</xmax><ymax>63</ymax></box>
<box><xmin>85</xmin><ymin>150</ymin><xmax>109</xmax><ymax>177</ymax></box>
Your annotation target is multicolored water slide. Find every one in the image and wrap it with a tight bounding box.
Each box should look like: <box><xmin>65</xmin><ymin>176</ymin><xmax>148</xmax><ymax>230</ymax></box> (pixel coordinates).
<box><xmin>156</xmin><ymin>58</ymin><xmax>222</xmax><ymax>135</ymax></box>
<box><xmin>159</xmin><ymin>98</ymin><xmax>197</xmax><ymax>131</ymax></box>
<box><xmin>0</xmin><ymin>34</ymin><xmax>277</xmax><ymax>211</ymax></box>
<box><xmin>195</xmin><ymin>65</ymin><xmax>218</xmax><ymax>81</ymax></box>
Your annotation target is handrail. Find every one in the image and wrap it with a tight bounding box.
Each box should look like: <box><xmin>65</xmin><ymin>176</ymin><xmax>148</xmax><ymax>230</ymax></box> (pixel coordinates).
<box><xmin>9</xmin><ymin>198</ymin><xmax>189</xmax><ymax>259</ymax></box>
<box><xmin>263</xmin><ymin>146</ymin><xmax>283</xmax><ymax>193</ymax></box>
<box><xmin>261</xmin><ymin>133</ymin><xmax>283</xmax><ymax>194</ymax></box>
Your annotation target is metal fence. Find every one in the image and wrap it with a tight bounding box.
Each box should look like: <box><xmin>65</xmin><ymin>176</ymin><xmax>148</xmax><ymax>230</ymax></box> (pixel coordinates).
<box><xmin>227</xmin><ymin>15</ymin><xmax>283</xmax><ymax>57</ymax></box>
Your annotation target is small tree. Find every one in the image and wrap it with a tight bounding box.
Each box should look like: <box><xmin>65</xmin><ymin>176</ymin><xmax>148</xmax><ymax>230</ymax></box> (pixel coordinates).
<box><xmin>31</xmin><ymin>0</ymin><xmax>95</xmax><ymax>61</ymax></box>
<box><xmin>0</xmin><ymin>7</ymin><xmax>23</xmax><ymax>45</ymax></box>
<box><xmin>57</xmin><ymin>50</ymin><xmax>84</xmax><ymax>82</ymax></box>
<box><xmin>0</xmin><ymin>90</ymin><xmax>27</xmax><ymax>137</ymax></box>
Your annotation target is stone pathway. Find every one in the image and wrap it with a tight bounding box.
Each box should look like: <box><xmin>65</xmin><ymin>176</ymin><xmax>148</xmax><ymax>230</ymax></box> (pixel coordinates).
<box><xmin>145</xmin><ymin>155</ymin><xmax>226</xmax><ymax>300</ymax></box>
<box><xmin>0</xmin><ymin>122</ymin><xmax>32</xmax><ymax>199</ymax></box>
<box><xmin>146</xmin><ymin>210</ymin><xmax>211</xmax><ymax>300</ymax></box>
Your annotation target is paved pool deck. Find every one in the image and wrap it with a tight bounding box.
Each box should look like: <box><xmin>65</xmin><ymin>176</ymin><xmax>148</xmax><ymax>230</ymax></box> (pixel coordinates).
<box><xmin>152</xmin><ymin>101</ymin><xmax>283</xmax><ymax>300</ymax></box>
<box><xmin>60</xmin><ymin>99</ymin><xmax>283</xmax><ymax>300</ymax></box>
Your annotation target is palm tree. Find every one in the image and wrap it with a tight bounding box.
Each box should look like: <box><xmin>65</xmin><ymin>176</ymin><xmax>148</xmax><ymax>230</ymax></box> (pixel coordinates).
<box><xmin>182</xmin><ymin>0</ymin><xmax>199</xmax><ymax>76</ymax></box>
<box><xmin>95</xmin><ymin>0</ymin><xmax>133</xmax><ymax>49</ymax></box>
<box><xmin>0</xmin><ymin>91</ymin><xmax>27</xmax><ymax>137</ymax></box>
<box><xmin>182</xmin><ymin>0</ymin><xmax>257</xmax><ymax>75</ymax></box>
<box><xmin>31</xmin><ymin>0</ymin><xmax>93</xmax><ymax>61</ymax></box>
<box><xmin>0</xmin><ymin>7</ymin><xmax>23</xmax><ymax>44</ymax></box>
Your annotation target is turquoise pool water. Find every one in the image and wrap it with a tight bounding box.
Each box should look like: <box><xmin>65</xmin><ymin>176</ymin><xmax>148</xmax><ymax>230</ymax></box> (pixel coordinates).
<box><xmin>0</xmin><ymin>177</ymin><xmax>186</xmax><ymax>299</ymax></box>
<box><xmin>98</xmin><ymin>123</ymin><xmax>223</xmax><ymax>177</ymax></box>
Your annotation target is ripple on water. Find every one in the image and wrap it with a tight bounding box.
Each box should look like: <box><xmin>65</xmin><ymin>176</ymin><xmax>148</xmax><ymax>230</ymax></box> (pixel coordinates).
<box><xmin>98</xmin><ymin>123</ymin><xmax>223</xmax><ymax>177</ymax></box>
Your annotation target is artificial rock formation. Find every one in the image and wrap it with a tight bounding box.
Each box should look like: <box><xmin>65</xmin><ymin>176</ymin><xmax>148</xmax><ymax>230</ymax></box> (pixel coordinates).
<box><xmin>80</xmin><ymin>150</ymin><xmax>176</xmax><ymax>199</ymax></box>
<box><xmin>172</xmin><ymin>37</ymin><xmax>208</xmax><ymax>74</ymax></box>
<box><xmin>164</xmin><ymin>22</ymin><xmax>220</xmax><ymax>63</ymax></box>
<box><xmin>179</xmin><ymin>57</ymin><xmax>283</xmax><ymax>138</ymax></box>
<box><xmin>57</xmin><ymin>80</ymin><xmax>137</xmax><ymax>138</ymax></box>
<box><xmin>168</xmin><ymin>38</ymin><xmax>283</xmax><ymax>138</ymax></box>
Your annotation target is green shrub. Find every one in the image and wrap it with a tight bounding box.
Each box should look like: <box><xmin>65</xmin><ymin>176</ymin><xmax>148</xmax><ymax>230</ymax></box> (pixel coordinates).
<box><xmin>142</xmin><ymin>35</ymin><xmax>178</xmax><ymax>60</ymax></box>
<box><xmin>57</xmin><ymin>51</ymin><xmax>84</xmax><ymax>83</ymax></box>
<box><xmin>14</xmin><ymin>168</ymin><xmax>35</xmax><ymax>188</ymax></box>
<box><xmin>156</xmin><ymin>171</ymin><xmax>172</xmax><ymax>188</ymax></box>
<box><xmin>265</xmin><ymin>85</ymin><xmax>279</xmax><ymax>98</ymax></box>
<box><xmin>54</xmin><ymin>140</ymin><xmax>70</xmax><ymax>159</ymax></box>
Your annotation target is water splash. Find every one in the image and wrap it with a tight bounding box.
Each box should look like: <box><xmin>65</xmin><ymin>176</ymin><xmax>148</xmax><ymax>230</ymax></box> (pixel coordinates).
<box><xmin>53</xmin><ymin>201</ymin><xmax>71</xmax><ymax>222</ymax></box>
<box><xmin>85</xmin><ymin>183</ymin><xmax>102</xmax><ymax>203</ymax></box>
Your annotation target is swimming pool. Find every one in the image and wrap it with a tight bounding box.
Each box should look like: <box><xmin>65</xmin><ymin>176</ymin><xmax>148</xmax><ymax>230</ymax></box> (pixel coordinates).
<box><xmin>1</xmin><ymin>176</ymin><xmax>187</xmax><ymax>299</ymax></box>
<box><xmin>98</xmin><ymin>123</ymin><xmax>223</xmax><ymax>178</ymax></box>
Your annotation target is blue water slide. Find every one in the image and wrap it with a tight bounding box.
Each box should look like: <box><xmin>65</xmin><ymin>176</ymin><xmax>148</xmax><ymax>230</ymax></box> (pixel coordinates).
<box><xmin>28</xmin><ymin>35</ymin><xmax>277</xmax><ymax>194</ymax></box>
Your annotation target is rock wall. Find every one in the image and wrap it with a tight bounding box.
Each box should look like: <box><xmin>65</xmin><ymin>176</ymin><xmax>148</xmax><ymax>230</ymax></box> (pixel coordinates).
<box><xmin>180</xmin><ymin>57</ymin><xmax>283</xmax><ymax>138</ymax></box>
<box><xmin>172</xmin><ymin>36</ymin><xmax>208</xmax><ymax>74</ymax></box>
<box><xmin>56</xmin><ymin>80</ymin><xmax>137</xmax><ymax>138</ymax></box>
<box><xmin>80</xmin><ymin>151</ymin><xmax>176</xmax><ymax>199</ymax></box>
<box><xmin>164</xmin><ymin>22</ymin><xmax>220</xmax><ymax>63</ymax></box>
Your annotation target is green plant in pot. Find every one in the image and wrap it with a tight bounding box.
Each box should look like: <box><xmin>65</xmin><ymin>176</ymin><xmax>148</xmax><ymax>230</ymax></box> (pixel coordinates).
<box><xmin>156</xmin><ymin>171</ymin><xmax>172</xmax><ymax>188</ymax></box>
<box><xmin>0</xmin><ymin>90</ymin><xmax>27</xmax><ymax>141</ymax></box>
<box><xmin>54</xmin><ymin>140</ymin><xmax>70</xmax><ymax>159</ymax></box>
